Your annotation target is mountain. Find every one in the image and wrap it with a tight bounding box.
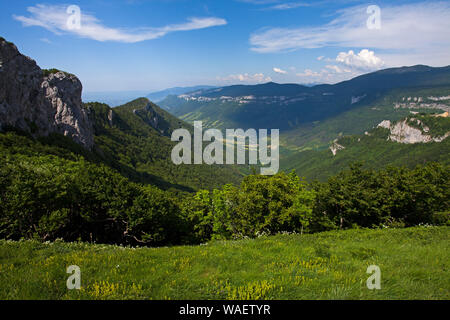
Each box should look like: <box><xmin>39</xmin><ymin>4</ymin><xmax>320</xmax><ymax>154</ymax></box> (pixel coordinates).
<box><xmin>158</xmin><ymin>65</ymin><xmax>450</xmax><ymax>133</ymax></box>
<box><xmin>147</xmin><ymin>85</ymin><xmax>216</xmax><ymax>103</ymax></box>
<box><xmin>282</xmin><ymin>113</ymin><xmax>450</xmax><ymax>181</ymax></box>
<box><xmin>158</xmin><ymin>65</ymin><xmax>450</xmax><ymax>180</ymax></box>
<box><xmin>2</xmin><ymin>35</ymin><xmax>449</xmax><ymax>187</ymax></box>
<box><xmin>0</xmin><ymin>37</ymin><xmax>94</xmax><ymax>148</ymax></box>
<box><xmin>0</xmin><ymin>37</ymin><xmax>243</xmax><ymax>192</ymax></box>
<box><xmin>81</xmin><ymin>86</ymin><xmax>216</xmax><ymax>108</ymax></box>
<box><xmin>280</xmin><ymin>85</ymin><xmax>450</xmax><ymax>151</ymax></box>
<box><xmin>82</xmin><ymin>90</ymin><xmax>150</xmax><ymax>107</ymax></box>
<box><xmin>1</xmin><ymin>38</ymin><xmax>448</xmax><ymax>252</ymax></box>
<box><xmin>87</xmin><ymin>98</ymin><xmax>243</xmax><ymax>191</ymax></box>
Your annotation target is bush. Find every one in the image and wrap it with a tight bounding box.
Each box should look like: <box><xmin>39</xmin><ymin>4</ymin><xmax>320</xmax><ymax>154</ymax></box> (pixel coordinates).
<box><xmin>1</xmin><ymin>130</ymin><xmax>448</xmax><ymax>247</ymax></box>
<box><xmin>312</xmin><ymin>163</ymin><xmax>449</xmax><ymax>230</ymax></box>
<box><xmin>184</xmin><ymin>172</ymin><xmax>317</xmax><ymax>241</ymax></box>
<box><xmin>431</xmin><ymin>211</ymin><xmax>450</xmax><ymax>226</ymax></box>
<box><xmin>0</xmin><ymin>153</ymin><xmax>187</xmax><ymax>246</ymax></box>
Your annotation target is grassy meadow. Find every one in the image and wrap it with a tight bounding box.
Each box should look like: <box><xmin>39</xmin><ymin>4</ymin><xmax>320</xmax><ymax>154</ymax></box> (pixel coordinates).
<box><xmin>0</xmin><ymin>226</ymin><xmax>448</xmax><ymax>300</ymax></box>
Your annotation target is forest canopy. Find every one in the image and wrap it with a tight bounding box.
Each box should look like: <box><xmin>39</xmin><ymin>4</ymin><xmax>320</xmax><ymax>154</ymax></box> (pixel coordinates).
<box><xmin>1</xmin><ymin>131</ymin><xmax>448</xmax><ymax>246</ymax></box>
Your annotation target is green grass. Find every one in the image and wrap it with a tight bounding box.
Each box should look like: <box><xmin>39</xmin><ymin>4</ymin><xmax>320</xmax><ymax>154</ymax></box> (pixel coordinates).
<box><xmin>0</xmin><ymin>226</ymin><xmax>448</xmax><ymax>300</ymax></box>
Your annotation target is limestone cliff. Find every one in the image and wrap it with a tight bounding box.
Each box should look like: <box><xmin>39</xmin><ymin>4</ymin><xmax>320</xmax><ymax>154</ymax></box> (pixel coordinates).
<box><xmin>377</xmin><ymin>118</ymin><xmax>450</xmax><ymax>144</ymax></box>
<box><xmin>0</xmin><ymin>37</ymin><xmax>94</xmax><ymax>149</ymax></box>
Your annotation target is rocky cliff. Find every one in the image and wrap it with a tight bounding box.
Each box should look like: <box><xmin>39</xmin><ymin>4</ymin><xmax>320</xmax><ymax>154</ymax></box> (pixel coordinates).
<box><xmin>330</xmin><ymin>139</ymin><xmax>345</xmax><ymax>156</ymax></box>
<box><xmin>377</xmin><ymin>118</ymin><xmax>450</xmax><ymax>144</ymax></box>
<box><xmin>0</xmin><ymin>37</ymin><xmax>94</xmax><ymax>149</ymax></box>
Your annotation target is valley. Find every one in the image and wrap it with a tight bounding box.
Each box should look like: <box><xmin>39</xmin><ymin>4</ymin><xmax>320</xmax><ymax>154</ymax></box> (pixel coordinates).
<box><xmin>156</xmin><ymin>67</ymin><xmax>450</xmax><ymax>180</ymax></box>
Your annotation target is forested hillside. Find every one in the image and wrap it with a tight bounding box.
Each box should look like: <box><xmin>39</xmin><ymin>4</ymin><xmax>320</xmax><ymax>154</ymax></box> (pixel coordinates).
<box><xmin>86</xmin><ymin>98</ymin><xmax>243</xmax><ymax>192</ymax></box>
<box><xmin>0</xmin><ymin>37</ymin><xmax>448</xmax><ymax>249</ymax></box>
<box><xmin>283</xmin><ymin>114</ymin><xmax>450</xmax><ymax>180</ymax></box>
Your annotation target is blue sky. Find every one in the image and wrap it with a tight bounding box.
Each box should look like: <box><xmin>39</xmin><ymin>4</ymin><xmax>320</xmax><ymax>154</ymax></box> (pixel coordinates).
<box><xmin>1</xmin><ymin>0</ymin><xmax>450</xmax><ymax>93</ymax></box>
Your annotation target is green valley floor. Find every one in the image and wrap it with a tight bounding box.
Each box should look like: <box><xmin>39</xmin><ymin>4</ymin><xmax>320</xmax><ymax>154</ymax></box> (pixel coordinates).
<box><xmin>0</xmin><ymin>226</ymin><xmax>448</xmax><ymax>300</ymax></box>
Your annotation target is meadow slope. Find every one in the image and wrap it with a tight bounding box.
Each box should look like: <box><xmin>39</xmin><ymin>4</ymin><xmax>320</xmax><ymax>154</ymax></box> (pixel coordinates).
<box><xmin>0</xmin><ymin>226</ymin><xmax>448</xmax><ymax>300</ymax></box>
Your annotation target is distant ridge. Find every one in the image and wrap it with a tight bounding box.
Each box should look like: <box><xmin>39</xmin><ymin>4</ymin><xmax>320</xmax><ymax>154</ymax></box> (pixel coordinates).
<box><xmin>147</xmin><ymin>85</ymin><xmax>216</xmax><ymax>103</ymax></box>
<box><xmin>158</xmin><ymin>64</ymin><xmax>450</xmax><ymax>132</ymax></box>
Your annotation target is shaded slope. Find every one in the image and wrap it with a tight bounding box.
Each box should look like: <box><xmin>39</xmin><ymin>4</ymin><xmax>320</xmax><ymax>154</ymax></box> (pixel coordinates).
<box><xmin>88</xmin><ymin>98</ymin><xmax>243</xmax><ymax>192</ymax></box>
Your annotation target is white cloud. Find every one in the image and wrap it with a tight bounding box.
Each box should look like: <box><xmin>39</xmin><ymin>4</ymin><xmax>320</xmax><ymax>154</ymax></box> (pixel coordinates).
<box><xmin>295</xmin><ymin>63</ymin><xmax>364</xmax><ymax>84</ymax></box>
<box><xmin>336</xmin><ymin>49</ymin><xmax>385</xmax><ymax>70</ymax></box>
<box><xmin>14</xmin><ymin>4</ymin><xmax>227</xmax><ymax>43</ymax></box>
<box><xmin>239</xmin><ymin>0</ymin><xmax>323</xmax><ymax>10</ymax></box>
<box><xmin>218</xmin><ymin>73</ymin><xmax>272</xmax><ymax>83</ymax></box>
<box><xmin>325</xmin><ymin>64</ymin><xmax>351</xmax><ymax>74</ymax></box>
<box><xmin>295</xmin><ymin>49</ymin><xmax>385</xmax><ymax>83</ymax></box>
<box><xmin>238</xmin><ymin>0</ymin><xmax>280</xmax><ymax>4</ymax></box>
<box><xmin>296</xmin><ymin>69</ymin><xmax>321</xmax><ymax>77</ymax></box>
<box><xmin>268</xmin><ymin>2</ymin><xmax>311</xmax><ymax>10</ymax></box>
<box><xmin>249</xmin><ymin>2</ymin><xmax>450</xmax><ymax>66</ymax></box>
<box><xmin>273</xmin><ymin>67</ymin><xmax>288</xmax><ymax>74</ymax></box>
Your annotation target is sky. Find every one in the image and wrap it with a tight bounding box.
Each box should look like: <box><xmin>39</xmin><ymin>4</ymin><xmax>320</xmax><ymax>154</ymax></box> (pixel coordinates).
<box><xmin>1</xmin><ymin>0</ymin><xmax>450</xmax><ymax>94</ymax></box>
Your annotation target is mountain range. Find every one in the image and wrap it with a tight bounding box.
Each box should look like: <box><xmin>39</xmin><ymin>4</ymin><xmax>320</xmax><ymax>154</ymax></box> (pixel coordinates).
<box><xmin>158</xmin><ymin>65</ymin><xmax>450</xmax><ymax>132</ymax></box>
<box><xmin>0</xmin><ymin>37</ymin><xmax>242</xmax><ymax>193</ymax></box>
<box><xmin>1</xmin><ymin>36</ymin><xmax>449</xmax><ymax>186</ymax></box>
<box><xmin>146</xmin><ymin>85</ymin><xmax>216</xmax><ymax>103</ymax></box>
<box><xmin>157</xmin><ymin>65</ymin><xmax>450</xmax><ymax>179</ymax></box>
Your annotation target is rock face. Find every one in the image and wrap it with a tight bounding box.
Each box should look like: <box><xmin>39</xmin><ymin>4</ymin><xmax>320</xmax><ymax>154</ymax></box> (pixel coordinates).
<box><xmin>0</xmin><ymin>38</ymin><xmax>94</xmax><ymax>149</ymax></box>
<box><xmin>330</xmin><ymin>140</ymin><xmax>345</xmax><ymax>156</ymax></box>
<box><xmin>377</xmin><ymin>118</ymin><xmax>450</xmax><ymax>144</ymax></box>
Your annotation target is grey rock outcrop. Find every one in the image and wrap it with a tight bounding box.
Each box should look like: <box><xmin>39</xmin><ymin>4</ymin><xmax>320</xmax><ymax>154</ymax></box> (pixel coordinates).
<box><xmin>330</xmin><ymin>139</ymin><xmax>345</xmax><ymax>156</ymax></box>
<box><xmin>377</xmin><ymin>118</ymin><xmax>450</xmax><ymax>144</ymax></box>
<box><xmin>0</xmin><ymin>38</ymin><xmax>94</xmax><ymax>149</ymax></box>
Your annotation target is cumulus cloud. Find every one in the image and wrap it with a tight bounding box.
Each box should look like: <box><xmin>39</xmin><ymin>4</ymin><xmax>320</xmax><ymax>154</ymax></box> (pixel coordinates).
<box><xmin>336</xmin><ymin>49</ymin><xmax>385</xmax><ymax>70</ymax></box>
<box><xmin>218</xmin><ymin>73</ymin><xmax>272</xmax><ymax>83</ymax></box>
<box><xmin>294</xmin><ymin>49</ymin><xmax>383</xmax><ymax>84</ymax></box>
<box><xmin>249</xmin><ymin>2</ymin><xmax>450</xmax><ymax>66</ymax></box>
<box><xmin>273</xmin><ymin>67</ymin><xmax>288</xmax><ymax>74</ymax></box>
<box><xmin>13</xmin><ymin>4</ymin><xmax>227</xmax><ymax>43</ymax></box>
